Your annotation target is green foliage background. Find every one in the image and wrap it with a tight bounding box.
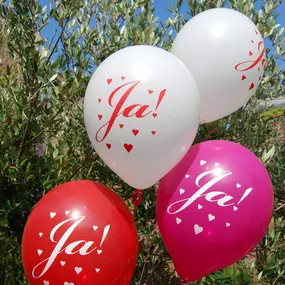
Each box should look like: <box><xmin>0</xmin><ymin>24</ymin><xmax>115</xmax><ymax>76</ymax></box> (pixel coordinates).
<box><xmin>0</xmin><ymin>0</ymin><xmax>284</xmax><ymax>284</ymax></box>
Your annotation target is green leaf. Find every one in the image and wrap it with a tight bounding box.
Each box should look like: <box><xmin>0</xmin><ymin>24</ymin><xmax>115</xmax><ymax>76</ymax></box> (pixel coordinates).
<box><xmin>153</xmin><ymin>37</ymin><xmax>160</xmax><ymax>46</ymax></box>
<box><xmin>278</xmin><ymin>27</ymin><xmax>284</xmax><ymax>37</ymax></box>
<box><xmin>261</xmin><ymin>145</ymin><xmax>275</xmax><ymax>163</ymax></box>
<box><xmin>177</xmin><ymin>0</ymin><xmax>183</xmax><ymax>8</ymax></box>
<box><xmin>274</xmin><ymin>232</ymin><xmax>281</xmax><ymax>244</ymax></box>
<box><xmin>50</xmin><ymin>8</ymin><xmax>59</xmax><ymax>20</ymax></box>
<box><xmin>49</xmin><ymin>74</ymin><xmax>58</xmax><ymax>82</ymax></box>
<box><xmin>42</xmin><ymin>5</ymin><xmax>47</xmax><ymax>14</ymax></box>
<box><xmin>53</xmin><ymin>149</ymin><xmax>59</xmax><ymax>159</ymax></box>
<box><xmin>272</xmin><ymin>24</ymin><xmax>281</xmax><ymax>32</ymax></box>
<box><xmin>120</xmin><ymin>25</ymin><xmax>126</xmax><ymax>35</ymax></box>
<box><xmin>68</xmin><ymin>18</ymin><xmax>76</xmax><ymax>29</ymax></box>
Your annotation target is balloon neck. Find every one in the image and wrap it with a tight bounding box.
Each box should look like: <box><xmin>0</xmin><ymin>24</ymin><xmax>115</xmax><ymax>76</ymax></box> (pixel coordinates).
<box><xmin>180</xmin><ymin>279</ymin><xmax>188</xmax><ymax>285</ymax></box>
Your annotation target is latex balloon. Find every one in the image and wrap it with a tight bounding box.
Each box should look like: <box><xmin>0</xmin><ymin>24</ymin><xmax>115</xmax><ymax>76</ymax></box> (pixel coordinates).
<box><xmin>22</xmin><ymin>180</ymin><xmax>138</xmax><ymax>285</ymax></box>
<box><xmin>84</xmin><ymin>45</ymin><xmax>200</xmax><ymax>189</ymax></box>
<box><xmin>171</xmin><ymin>8</ymin><xmax>266</xmax><ymax>123</ymax></box>
<box><xmin>157</xmin><ymin>140</ymin><xmax>273</xmax><ymax>282</ymax></box>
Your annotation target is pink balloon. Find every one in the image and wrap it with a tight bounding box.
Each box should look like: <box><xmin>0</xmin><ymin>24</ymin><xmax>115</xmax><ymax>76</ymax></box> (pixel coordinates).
<box><xmin>157</xmin><ymin>140</ymin><xmax>274</xmax><ymax>282</ymax></box>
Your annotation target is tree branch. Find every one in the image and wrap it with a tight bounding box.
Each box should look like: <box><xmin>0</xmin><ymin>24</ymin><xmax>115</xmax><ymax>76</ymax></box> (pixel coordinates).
<box><xmin>47</xmin><ymin>17</ymin><xmax>69</xmax><ymax>63</ymax></box>
<box><xmin>18</xmin><ymin>3</ymin><xmax>37</xmax><ymax>159</ymax></box>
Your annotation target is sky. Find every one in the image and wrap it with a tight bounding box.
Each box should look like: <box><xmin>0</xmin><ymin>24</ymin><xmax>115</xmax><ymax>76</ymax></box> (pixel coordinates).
<box><xmin>39</xmin><ymin>0</ymin><xmax>285</xmax><ymax>37</ymax></box>
<box><xmin>155</xmin><ymin>0</ymin><xmax>285</xmax><ymax>26</ymax></box>
<box><xmin>39</xmin><ymin>0</ymin><xmax>285</xmax><ymax>68</ymax></box>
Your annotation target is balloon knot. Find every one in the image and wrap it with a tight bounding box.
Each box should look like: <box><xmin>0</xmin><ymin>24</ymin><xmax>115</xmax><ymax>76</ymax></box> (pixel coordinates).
<box><xmin>131</xmin><ymin>189</ymin><xmax>143</xmax><ymax>216</ymax></box>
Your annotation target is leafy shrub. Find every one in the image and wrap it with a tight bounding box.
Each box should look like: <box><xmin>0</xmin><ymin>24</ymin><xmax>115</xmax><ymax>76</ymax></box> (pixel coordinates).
<box><xmin>0</xmin><ymin>0</ymin><xmax>284</xmax><ymax>284</ymax></box>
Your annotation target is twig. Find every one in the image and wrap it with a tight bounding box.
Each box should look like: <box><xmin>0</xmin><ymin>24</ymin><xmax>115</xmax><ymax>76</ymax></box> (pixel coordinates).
<box><xmin>138</xmin><ymin>224</ymin><xmax>157</xmax><ymax>284</ymax></box>
<box><xmin>18</xmin><ymin>79</ymin><xmax>55</xmax><ymax>156</ymax></box>
<box><xmin>277</xmin><ymin>242</ymin><xmax>285</xmax><ymax>248</ymax></box>
<box><xmin>272</xmin><ymin>272</ymin><xmax>283</xmax><ymax>285</ymax></box>
<box><xmin>67</xmin><ymin>149</ymin><xmax>94</xmax><ymax>180</ymax></box>
<box><xmin>236</xmin><ymin>262</ymin><xmax>271</xmax><ymax>285</ymax></box>
<box><xmin>276</xmin><ymin>203</ymin><xmax>285</xmax><ymax>211</ymax></box>
<box><xmin>21</xmin><ymin>89</ymin><xmax>73</xmax><ymax>147</ymax></box>
<box><xmin>47</xmin><ymin>18</ymin><xmax>69</xmax><ymax>63</ymax></box>
<box><xmin>144</xmin><ymin>260</ymin><xmax>165</xmax><ymax>283</ymax></box>
<box><xmin>0</xmin><ymin>245</ymin><xmax>17</xmax><ymax>260</ymax></box>
<box><xmin>48</xmin><ymin>22</ymin><xmax>60</xmax><ymax>51</ymax></box>
<box><xmin>267</xmin><ymin>258</ymin><xmax>285</xmax><ymax>271</ymax></box>
<box><xmin>18</xmin><ymin>4</ymin><xmax>37</xmax><ymax>159</ymax></box>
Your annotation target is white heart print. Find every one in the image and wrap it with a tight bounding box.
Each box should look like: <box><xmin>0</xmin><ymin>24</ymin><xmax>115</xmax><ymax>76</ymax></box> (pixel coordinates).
<box><xmin>39</xmin><ymin>232</ymin><xmax>43</xmax><ymax>237</ymax></box>
<box><xmin>236</xmin><ymin>183</ymin><xmax>241</xmax><ymax>188</ymax></box>
<box><xmin>198</xmin><ymin>204</ymin><xmax>203</xmax><ymax>210</ymax></box>
<box><xmin>200</xmin><ymin>160</ymin><xmax>206</xmax><ymax>166</ymax></box>
<box><xmin>185</xmin><ymin>174</ymin><xmax>190</xmax><ymax>179</ymax></box>
<box><xmin>65</xmin><ymin>211</ymin><xmax>70</xmax><ymax>215</ymax></box>
<box><xmin>233</xmin><ymin>206</ymin><xmax>238</xmax><ymax>211</ymax></box>
<box><xmin>37</xmin><ymin>249</ymin><xmax>43</xmax><ymax>256</ymax></box>
<box><xmin>60</xmin><ymin>261</ymin><xmax>66</xmax><ymax>266</ymax></box>
<box><xmin>97</xmin><ymin>249</ymin><xmax>102</xmax><ymax>255</ymax></box>
<box><xmin>64</xmin><ymin>282</ymin><xmax>74</xmax><ymax>285</ymax></box>
<box><xmin>176</xmin><ymin>217</ymin><xmax>182</xmax><ymax>225</ymax></box>
<box><xmin>43</xmin><ymin>281</ymin><xmax>49</xmax><ymax>285</ymax></box>
<box><xmin>226</xmin><ymin>222</ymin><xmax>231</xmax><ymax>227</ymax></box>
<box><xmin>194</xmin><ymin>224</ymin><xmax>203</xmax><ymax>235</ymax></box>
<box><xmin>208</xmin><ymin>214</ymin><xmax>215</xmax><ymax>221</ymax></box>
<box><xmin>93</xmin><ymin>225</ymin><xmax>98</xmax><ymax>231</ymax></box>
<box><xmin>215</xmin><ymin>162</ymin><xmax>219</xmax><ymax>166</ymax></box>
<box><xmin>50</xmin><ymin>212</ymin><xmax>56</xmax><ymax>219</ymax></box>
<box><xmin>179</xmin><ymin>188</ymin><xmax>185</xmax><ymax>195</ymax></box>
<box><xmin>95</xmin><ymin>268</ymin><xmax>101</xmax><ymax>273</ymax></box>
<box><xmin>75</xmin><ymin>267</ymin><xmax>82</xmax><ymax>274</ymax></box>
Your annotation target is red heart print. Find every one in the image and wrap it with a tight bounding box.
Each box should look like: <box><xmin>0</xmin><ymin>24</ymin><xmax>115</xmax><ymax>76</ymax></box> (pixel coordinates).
<box><xmin>106</xmin><ymin>143</ymin><xmax>111</xmax><ymax>149</ymax></box>
<box><xmin>132</xmin><ymin>129</ymin><xmax>139</xmax><ymax>136</ymax></box>
<box><xmin>98</xmin><ymin>98</ymin><xmax>102</xmax><ymax>103</ymax></box>
<box><xmin>255</xmin><ymin>30</ymin><xmax>258</xmax><ymax>35</ymax></box>
<box><xmin>98</xmin><ymin>114</ymin><xmax>103</xmax><ymax>120</ymax></box>
<box><xmin>249</xmin><ymin>51</ymin><xmax>253</xmax><ymax>56</ymax></box>
<box><xmin>249</xmin><ymin>82</ymin><xmax>255</xmax><ymax>90</ymax></box>
<box><xmin>251</xmin><ymin>40</ymin><xmax>254</xmax><ymax>43</ymax></box>
<box><xmin>124</xmin><ymin>144</ymin><xmax>133</xmax><ymax>153</ymax></box>
<box><xmin>119</xmin><ymin>124</ymin><xmax>124</xmax><ymax>129</ymax></box>
<box><xmin>259</xmin><ymin>76</ymin><xmax>262</xmax><ymax>81</ymax></box>
<box><xmin>241</xmin><ymin>75</ymin><xmax>246</xmax><ymax>81</ymax></box>
<box><xmin>151</xmin><ymin>131</ymin><xmax>156</xmax><ymax>135</ymax></box>
<box><xmin>148</xmin><ymin>90</ymin><xmax>153</xmax><ymax>94</ymax></box>
<box><xmin>121</xmin><ymin>76</ymin><xmax>125</xmax><ymax>80</ymax></box>
<box><xmin>152</xmin><ymin>113</ymin><xmax>157</xmax><ymax>118</ymax></box>
<box><xmin>258</xmin><ymin>67</ymin><xmax>260</xmax><ymax>71</ymax></box>
<box><xmin>107</xmin><ymin>78</ymin><xmax>112</xmax><ymax>85</ymax></box>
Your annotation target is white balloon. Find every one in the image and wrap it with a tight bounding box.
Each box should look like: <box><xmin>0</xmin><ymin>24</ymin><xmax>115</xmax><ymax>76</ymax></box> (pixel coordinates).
<box><xmin>84</xmin><ymin>45</ymin><xmax>200</xmax><ymax>189</ymax></box>
<box><xmin>171</xmin><ymin>8</ymin><xmax>266</xmax><ymax>123</ymax></box>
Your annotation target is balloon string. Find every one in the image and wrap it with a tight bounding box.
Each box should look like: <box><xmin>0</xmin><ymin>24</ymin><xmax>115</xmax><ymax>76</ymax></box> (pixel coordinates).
<box><xmin>131</xmin><ymin>189</ymin><xmax>143</xmax><ymax>216</ymax></box>
<box><xmin>138</xmin><ymin>223</ymin><xmax>157</xmax><ymax>284</ymax></box>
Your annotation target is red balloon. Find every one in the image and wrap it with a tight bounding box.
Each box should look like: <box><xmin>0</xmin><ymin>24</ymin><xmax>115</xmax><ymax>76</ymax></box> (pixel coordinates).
<box><xmin>22</xmin><ymin>180</ymin><xmax>138</xmax><ymax>285</ymax></box>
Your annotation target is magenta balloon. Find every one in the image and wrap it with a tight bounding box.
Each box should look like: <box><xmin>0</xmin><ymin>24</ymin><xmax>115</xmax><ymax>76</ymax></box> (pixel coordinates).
<box><xmin>156</xmin><ymin>140</ymin><xmax>274</xmax><ymax>282</ymax></box>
